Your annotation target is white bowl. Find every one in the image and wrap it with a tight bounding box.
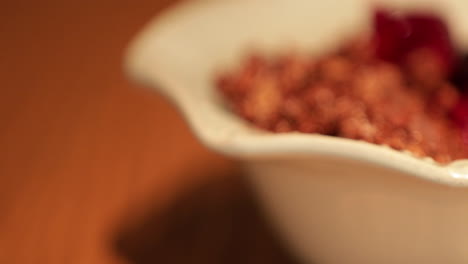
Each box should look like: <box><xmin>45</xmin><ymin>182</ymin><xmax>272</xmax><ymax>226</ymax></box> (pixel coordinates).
<box><xmin>126</xmin><ymin>0</ymin><xmax>468</xmax><ymax>263</ymax></box>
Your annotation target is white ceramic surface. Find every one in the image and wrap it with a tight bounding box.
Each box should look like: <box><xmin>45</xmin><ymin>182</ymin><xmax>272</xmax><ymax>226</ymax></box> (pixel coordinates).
<box><xmin>126</xmin><ymin>0</ymin><xmax>468</xmax><ymax>263</ymax></box>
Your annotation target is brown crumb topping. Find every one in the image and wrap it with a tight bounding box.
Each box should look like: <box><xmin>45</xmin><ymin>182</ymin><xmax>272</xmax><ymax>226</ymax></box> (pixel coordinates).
<box><xmin>216</xmin><ymin>42</ymin><xmax>468</xmax><ymax>163</ymax></box>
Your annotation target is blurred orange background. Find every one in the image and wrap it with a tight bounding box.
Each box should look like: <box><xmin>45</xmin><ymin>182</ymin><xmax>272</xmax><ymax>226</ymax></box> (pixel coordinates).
<box><xmin>0</xmin><ymin>0</ymin><xmax>235</xmax><ymax>263</ymax></box>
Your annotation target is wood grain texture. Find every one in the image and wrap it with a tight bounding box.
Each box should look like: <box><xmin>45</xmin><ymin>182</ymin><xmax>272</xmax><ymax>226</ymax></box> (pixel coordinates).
<box><xmin>0</xmin><ymin>0</ymin><xmax>235</xmax><ymax>263</ymax></box>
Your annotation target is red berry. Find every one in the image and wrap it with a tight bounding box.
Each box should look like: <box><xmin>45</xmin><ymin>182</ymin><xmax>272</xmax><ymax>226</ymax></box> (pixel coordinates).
<box><xmin>373</xmin><ymin>9</ymin><xmax>455</xmax><ymax>76</ymax></box>
<box><xmin>451</xmin><ymin>97</ymin><xmax>468</xmax><ymax>128</ymax></box>
<box><xmin>405</xmin><ymin>13</ymin><xmax>455</xmax><ymax>74</ymax></box>
<box><xmin>373</xmin><ymin>9</ymin><xmax>409</xmax><ymax>62</ymax></box>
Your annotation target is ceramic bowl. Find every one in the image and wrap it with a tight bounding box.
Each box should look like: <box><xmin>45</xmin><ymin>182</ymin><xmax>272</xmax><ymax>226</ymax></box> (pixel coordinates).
<box><xmin>126</xmin><ymin>0</ymin><xmax>468</xmax><ymax>263</ymax></box>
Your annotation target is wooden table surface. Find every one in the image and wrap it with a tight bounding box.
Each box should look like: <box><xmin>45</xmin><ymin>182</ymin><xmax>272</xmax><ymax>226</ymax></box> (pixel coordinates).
<box><xmin>0</xmin><ymin>0</ymin><xmax>239</xmax><ymax>263</ymax></box>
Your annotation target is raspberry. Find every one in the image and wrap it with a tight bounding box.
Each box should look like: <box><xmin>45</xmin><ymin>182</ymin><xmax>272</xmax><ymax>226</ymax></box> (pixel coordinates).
<box><xmin>451</xmin><ymin>96</ymin><xmax>468</xmax><ymax>129</ymax></box>
<box><xmin>373</xmin><ymin>9</ymin><xmax>455</xmax><ymax>76</ymax></box>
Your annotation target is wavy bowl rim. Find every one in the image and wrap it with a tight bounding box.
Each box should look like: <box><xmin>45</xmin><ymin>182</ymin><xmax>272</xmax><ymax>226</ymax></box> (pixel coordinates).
<box><xmin>125</xmin><ymin>0</ymin><xmax>468</xmax><ymax>187</ymax></box>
